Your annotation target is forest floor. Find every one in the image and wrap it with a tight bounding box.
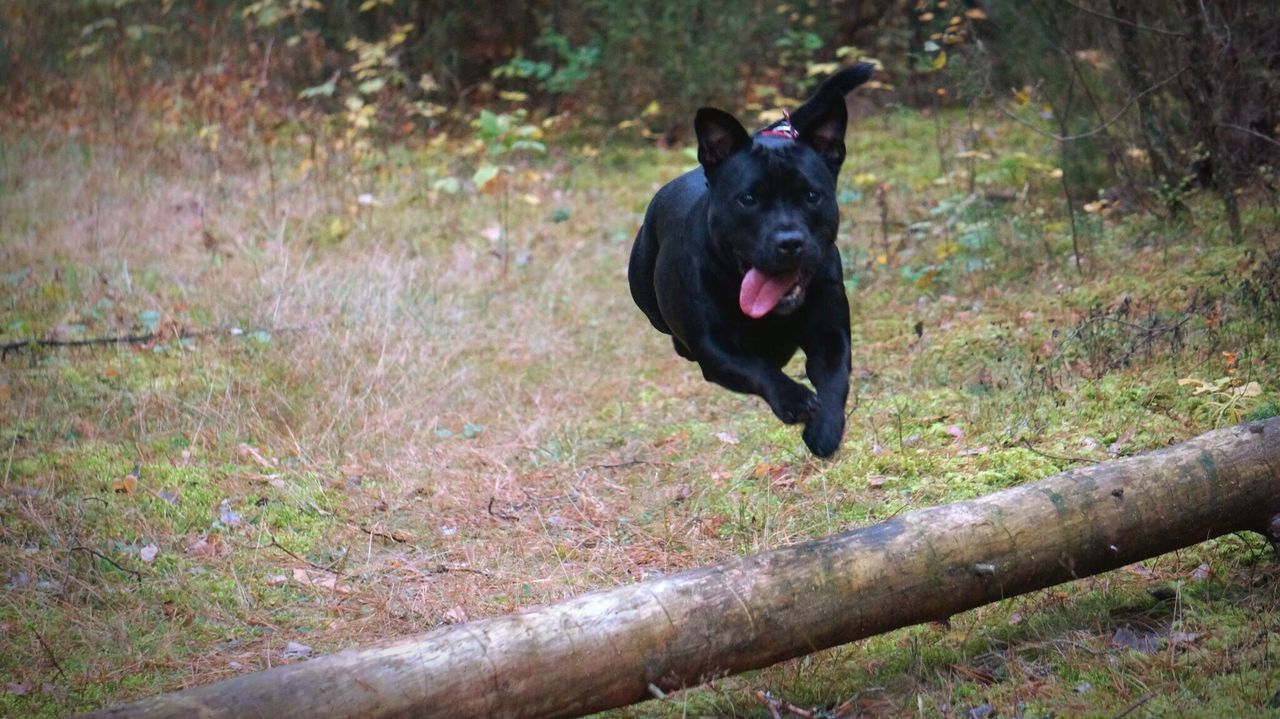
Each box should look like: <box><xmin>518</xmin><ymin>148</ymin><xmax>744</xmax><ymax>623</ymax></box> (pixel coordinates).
<box><xmin>2</xmin><ymin>99</ymin><xmax>1279</xmax><ymax>718</ymax></box>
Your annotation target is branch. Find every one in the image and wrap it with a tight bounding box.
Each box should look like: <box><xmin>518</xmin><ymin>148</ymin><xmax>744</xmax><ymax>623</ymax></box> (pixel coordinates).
<box><xmin>1113</xmin><ymin>691</ymin><xmax>1156</xmax><ymax>718</ymax></box>
<box><xmin>268</xmin><ymin>535</ymin><xmax>344</xmax><ymax>576</ymax></box>
<box><xmin>1219</xmin><ymin>123</ymin><xmax>1280</xmax><ymax>149</ymax></box>
<box><xmin>2</xmin><ymin>332</ymin><xmax>188</xmax><ymax>355</ymax></box>
<box><xmin>1020</xmin><ymin>439</ymin><xmax>1099</xmax><ymax>465</ymax></box>
<box><xmin>1059</xmin><ymin>0</ymin><xmax>1186</xmax><ymax>37</ymax></box>
<box><xmin>1001</xmin><ymin>67</ymin><xmax>1188</xmax><ymax>143</ymax></box>
<box><xmin>69</xmin><ymin>545</ymin><xmax>143</xmax><ymax>582</ymax></box>
<box><xmin>1</xmin><ymin>325</ymin><xmax>317</xmax><ymax>358</ymax></box>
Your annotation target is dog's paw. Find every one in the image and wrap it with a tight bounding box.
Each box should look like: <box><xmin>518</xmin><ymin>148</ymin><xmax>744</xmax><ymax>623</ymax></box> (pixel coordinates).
<box><xmin>770</xmin><ymin>384</ymin><xmax>819</xmax><ymax>425</ymax></box>
<box><xmin>802</xmin><ymin>412</ymin><xmax>846</xmax><ymax>458</ymax></box>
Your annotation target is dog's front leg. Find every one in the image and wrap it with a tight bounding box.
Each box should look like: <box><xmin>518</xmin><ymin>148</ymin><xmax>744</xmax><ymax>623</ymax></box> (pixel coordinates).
<box><xmin>690</xmin><ymin>337</ymin><xmax>819</xmax><ymax>425</ymax></box>
<box><xmin>800</xmin><ymin>305</ymin><xmax>851</xmax><ymax>458</ymax></box>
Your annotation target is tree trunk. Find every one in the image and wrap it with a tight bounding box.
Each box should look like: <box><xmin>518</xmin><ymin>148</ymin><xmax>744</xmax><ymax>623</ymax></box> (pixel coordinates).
<box><xmin>1108</xmin><ymin>0</ymin><xmax>1184</xmax><ymax>204</ymax></box>
<box><xmin>80</xmin><ymin>418</ymin><xmax>1280</xmax><ymax>719</ymax></box>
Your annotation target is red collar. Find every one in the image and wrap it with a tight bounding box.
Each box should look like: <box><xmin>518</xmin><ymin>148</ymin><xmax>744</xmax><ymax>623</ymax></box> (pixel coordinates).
<box><xmin>759</xmin><ymin>108</ymin><xmax>799</xmax><ymax>139</ymax></box>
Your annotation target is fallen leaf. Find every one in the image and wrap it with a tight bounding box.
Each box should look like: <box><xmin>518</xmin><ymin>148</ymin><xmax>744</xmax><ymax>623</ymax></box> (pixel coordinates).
<box><xmin>265</xmin><ymin>574</ymin><xmax>289</xmax><ymax>586</ymax></box>
<box><xmin>946</xmin><ymin>424</ymin><xmax>964</xmax><ymax>440</ymax></box>
<box><xmin>281</xmin><ymin>641</ymin><xmax>312</xmax><ymax>660</ymax></box>
<box><xmin>237</xmin><ymin>443</ymin><xmax>274</xmax><ymax>469</ymax></box>
<box><xmin>218</xmin><ymin>499</ymin><xmax>242</xmax><ymax>526</ymax></box>
<box><xmin>714</xmin><ymin>431</ymin><xmax>739</xmax><ymax>445</ymax></box>
<box><xmin>1109</xmin><ymin>427</ymin><xmax>1137</xmax><ymax>456</ymax></box>
<box><xmin>1111</xmin><ymin>625</ymin><xmax>1160</xmax><ymax>653</ymax></box>
<box><xmin>966</xmin><ymin>704</ymin><xmax>994</xmax><ymax>719</ymax></box>
<box><xmin>867</xmin><ymin>475</ymin><xmax>888</xmax><ymax>488</ymax></box>
<box><xmin>1189</xmin><ymin>563</ymin><xmax>1213</xmax><ymax>582</ymax></box>
<box><xmin>5</xmin><ymin>682</ymin><xmax>31</xmax><ymax>696</ymax></box>
<box><xmin>752</xmin><ymin>462</ymin><xmax>786</xmax><ymax>480</ymax></box>
<box><xmin>292</xmin><ymin>568</ymin><xmax>351</xmax><ymax>593</ymax></box>
<box><xmin>139</xmin><ymin>544</ymin><xmax>159</xmax><ymax>563</ymax></box>
<box><xmin>655</xmin><ymin>430</ymin><xmax>689</xmax><ymax>448</ymax></box>
<box><xmin>154</xmin><ymin>489</ymin><xmax>180</xmax><ymax>505</ymax></box>
<box><xmin>443</xmin><ymin>605</ymin><xmax>469</xmax><ymax>624</ymax></box>
<box><xmin>113</xmin><ymin>473</ymin><xmax>139</xmax><ymax>494</ymax></box>
<box><xmin>186</xmin><ymin>533</ymin><xmax>228</xmax><ymax>558</ymax></box>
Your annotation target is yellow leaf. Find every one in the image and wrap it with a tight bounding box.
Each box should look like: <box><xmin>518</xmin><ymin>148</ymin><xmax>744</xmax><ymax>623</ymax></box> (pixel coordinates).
<box><xmin>498</xmin><ymin>90</ymin><xmax>528</xmax><ymax>102</ymax></box>
<box><xmin>113</xmin><ymin>473</ymin><xmax>138</xmax><ymax>494</ymax></box>
<box><xmin>641</xmin><ymin>100</ymin><xmax>661</xmax><ymax>117</ymax></box>
<box><xmin>965</xmin><ymin>8</ymin><xmax>988</xmax><ymax>20</ymax></box>
<box><xmin>932</xmin><ymin>51</ymin><xmax>948</xmax><ymax>70</ymax></box>
<box><xmin>1233</xmin><ymin>381</ymin><xmax>1262</xmax><ymax>399</ymax></box>
<box><xmin>327</xmin><ymin>217</ymin><xmax>347</xmax><ymax>240</ymax></box>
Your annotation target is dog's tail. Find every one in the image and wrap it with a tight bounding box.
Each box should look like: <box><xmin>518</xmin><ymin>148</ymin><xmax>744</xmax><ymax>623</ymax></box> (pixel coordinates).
<box><xmin>813</xmin><ymin>62</ymin><xmax>876</xmax><ymax>99</ymax></box>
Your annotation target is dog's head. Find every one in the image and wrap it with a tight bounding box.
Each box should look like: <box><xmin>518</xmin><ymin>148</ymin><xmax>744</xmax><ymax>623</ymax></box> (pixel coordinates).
<box><xmin>695</xmin><ymin>63</ymin><xmax>872</xmax><ymax>319</ymax></box>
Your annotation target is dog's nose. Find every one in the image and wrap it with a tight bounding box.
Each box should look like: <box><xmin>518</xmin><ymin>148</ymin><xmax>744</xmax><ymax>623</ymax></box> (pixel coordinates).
<box><xmin>775</xmin><ymin>231</ymin><xmax>805</xmax><ymax>256</ymax></box>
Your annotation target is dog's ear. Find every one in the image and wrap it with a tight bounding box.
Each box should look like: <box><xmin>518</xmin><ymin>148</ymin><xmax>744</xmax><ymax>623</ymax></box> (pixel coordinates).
<box><xmin>793</xmin><ymin>93</ymin><xmax>848</xmax><ymax>176</ymax></box>
<box><xmin>695</xmin><ymin>108</ymin><xmax>751</xmax><ymax>171</ymax></box>
<box><xmin>790</xmin><ymin>62</ymin><xmax>874</xmax><ymax>176</ymax></box>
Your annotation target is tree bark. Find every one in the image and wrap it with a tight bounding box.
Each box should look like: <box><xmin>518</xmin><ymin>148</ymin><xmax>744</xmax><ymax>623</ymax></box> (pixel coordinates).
<box><xmin>80</xmin><ymin>418</ymin><xmax>1280</xmax><ymax>719</ymax></box>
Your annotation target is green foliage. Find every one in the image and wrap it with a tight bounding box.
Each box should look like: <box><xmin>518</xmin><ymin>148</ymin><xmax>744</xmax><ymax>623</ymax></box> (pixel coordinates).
<box><xmin>492</xmin><ymin>31</ymin><xmax>601</xmax><ymax>96</ymax></box>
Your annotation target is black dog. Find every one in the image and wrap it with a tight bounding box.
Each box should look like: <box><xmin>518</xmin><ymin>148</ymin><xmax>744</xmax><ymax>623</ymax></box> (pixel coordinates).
<box><xmin>628</xmin><ymin>64</ymin><xmax>873</xmax><ymax>457</ymax></box>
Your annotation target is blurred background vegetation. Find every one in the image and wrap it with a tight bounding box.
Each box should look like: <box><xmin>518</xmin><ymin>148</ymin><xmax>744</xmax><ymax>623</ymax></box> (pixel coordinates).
<box><xmin>3</xmin><ymin>0</ymin><xmax>1278</xmax><ymax>233</ymax></box>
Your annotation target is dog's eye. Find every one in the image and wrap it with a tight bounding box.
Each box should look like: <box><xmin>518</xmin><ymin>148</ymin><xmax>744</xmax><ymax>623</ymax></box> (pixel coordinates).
<box><xmin>738</xmin><ymin>193</ymin><xmax>757</xmax><ymax>208</ymax></box>
<box><xmin>805</xmin><ymin>190</ymin><xmax>822</xmax><ymax>205</ymax></box>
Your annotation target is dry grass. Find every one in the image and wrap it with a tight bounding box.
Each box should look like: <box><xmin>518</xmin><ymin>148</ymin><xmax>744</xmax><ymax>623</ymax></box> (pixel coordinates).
<box><xmin>2</xmin><ymin>99</ymin><xmax>1278</xmax><ymax>718</ymax></box>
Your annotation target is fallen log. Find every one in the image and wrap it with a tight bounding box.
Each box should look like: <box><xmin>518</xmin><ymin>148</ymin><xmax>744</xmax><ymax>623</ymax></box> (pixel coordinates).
<box><xmin>83</xmin><ymin>418</ymin><xmax>1280</xmax><ymax>719</ymax></box>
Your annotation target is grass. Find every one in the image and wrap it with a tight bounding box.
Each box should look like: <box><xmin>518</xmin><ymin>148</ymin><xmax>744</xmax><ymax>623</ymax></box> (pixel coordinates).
<box><xmin>1</xmin><ymin>93</ymin><xmax>1278</xmax><ymax>719</ymax></box>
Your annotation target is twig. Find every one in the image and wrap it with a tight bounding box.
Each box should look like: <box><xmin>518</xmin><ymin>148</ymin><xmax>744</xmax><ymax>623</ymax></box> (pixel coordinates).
<box><xmin>487</xmin><ymin>496</ymin><xmax>519</xmax><ymax>522</ymax></box>
<box><xmin>69</xmin><ymin>545</ymin><xmax>143</xmax><ymax>582</ymax></box>
<box><xmin>1059</xmin><ymin>0</ymin><xmax>1186</xmax><ymax>36</ymax></box>
<box><xmin>32</xmin><ymin>625</ymin><xmax>67</xmax><ymax>681</ymax></box>
<box><xmin>2</xmin><ymin>332</ymin><xmax>178</xmax><ymax>355</ymax></box>
<box><xmin>2</xmin><ymin>414</ymin><xmax>18</xmax><ymax>484</ymax></box>
<box><xmin>268</xmin><ymin>535</ymin><xmax>344</xmax><ymax>575</ymax></box>
<box><xmin>585</xmin><ymin>459</ymin><xmax>658</xmax><ymax>471</ymax></box>
<box><xmin>1112</xmin><ymin>690</ymin><xmax>1157</xmax><ymax>718</ymax></box>
<box><xmin>0</xmin><ymin>324</ymin><xmax>319</xmax><ymax>358</ymax></box>
<box><xmin>429</xmin><ymin>564</ymin><xmax>492</xmax><ymax>578</ymax></box>
<box><xmin>1000</xmin><ymin>67</ymin><xmax>1188</xmax><ymax>143</ymax></box>
<box><xmin>1020</xmin><ymin>439</ymin><xmax>1099</xmax><ymax>465</ymax></box>
<box><xmin>1219</xmin><ymin>123</ymin><xmax>1280</xmax><ymax>149</ymax></box>
<box><xmin>754</xmin><ymin>690</ymin><xmax>817</xmax><ymax>718</ymax></box>
<box><xmin>351</xmin><ymin>522</ymin><xmax>411</xmax><ymax>544</ymax></box>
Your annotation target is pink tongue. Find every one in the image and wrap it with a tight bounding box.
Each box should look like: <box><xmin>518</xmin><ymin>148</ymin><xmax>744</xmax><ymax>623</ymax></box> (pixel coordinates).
<box><xmin>739</xmin><ymin>268</ymin><xmax>800</xmax><ymax>319</ymax></box>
